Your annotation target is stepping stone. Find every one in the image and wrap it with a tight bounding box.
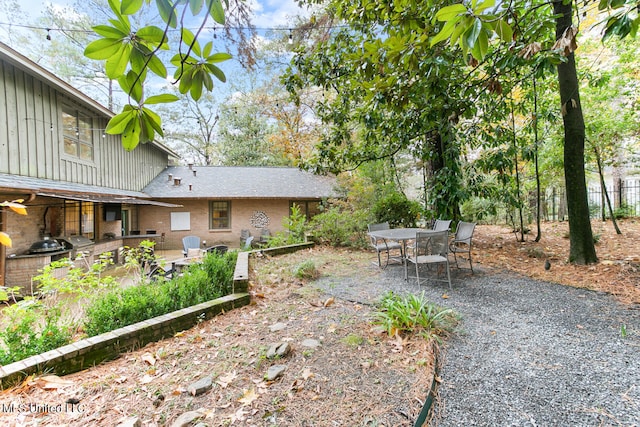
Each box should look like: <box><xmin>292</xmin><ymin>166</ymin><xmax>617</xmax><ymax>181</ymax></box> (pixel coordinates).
<box><xmin>187</xmin><ymin>376</ymin><xmax>213</xmax><ymax>396</ymax></box>
<box><xmin>269</xmin><ymin>322</ymin><xmax>287</xmax><ymax>332</ymax></box>
<box><xmin>301</xmin><ymin>339</ymin><xmax>320</xmax><ymax>349</ymax></box>
<box><xmin>265</xmin><ymin>365</ymin><xmax>286</xmax><ymax>381</ymax></box>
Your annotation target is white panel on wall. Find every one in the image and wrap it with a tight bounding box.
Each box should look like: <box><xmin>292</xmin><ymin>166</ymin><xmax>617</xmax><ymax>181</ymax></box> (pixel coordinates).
<box><xmin>170</xmin><ymin>212</ymin><xmax>191</xmax><ymax>231</ymax></box>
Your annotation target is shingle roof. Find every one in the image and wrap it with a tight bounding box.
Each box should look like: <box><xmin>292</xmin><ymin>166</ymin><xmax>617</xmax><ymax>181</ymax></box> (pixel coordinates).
<box><xmin>142</xmin><ymin>166</ymin><xmax>339</xmax><ymax>199</ymax></box>
<box><xmin>0</xmin><ymin>173</ymin><xmax>179</xmax><ymax>207</ymax></box>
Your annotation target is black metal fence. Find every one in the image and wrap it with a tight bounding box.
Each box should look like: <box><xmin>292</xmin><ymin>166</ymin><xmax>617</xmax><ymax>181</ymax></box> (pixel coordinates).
<box><xmin>543</xmin><ymin>179</ymin><xmax>640</xmax><ymax>220</ymax></box>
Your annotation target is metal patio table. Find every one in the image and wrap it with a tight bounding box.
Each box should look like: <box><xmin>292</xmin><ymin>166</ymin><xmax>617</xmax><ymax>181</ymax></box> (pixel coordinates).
<box><xmin>367</xmin><ymin>227</ymin><xmax>436</xmax><ymax>280</ymax></box>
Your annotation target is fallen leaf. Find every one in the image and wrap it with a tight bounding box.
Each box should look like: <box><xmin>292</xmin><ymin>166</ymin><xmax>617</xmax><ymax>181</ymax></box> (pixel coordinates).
<box><xmin>441</xmin><ymin>294</ymin><xmax>449</xmax><ymax>299</ymax></box>
<box><xmin>323</xmin><ymin>297</ymin><xmax>335</xmax><ymax>307</ymax></box>
<box><xmin>141</xmin><ymin>353</ymin><xmax>156</xmax><ymax>366</ymax></box>
<box><xmin>217</xmin><ymin>371</ymin><xmax>237</xmax><ymax>388</ymax></box>
<box><xmin>301</xmin><ymin>368</ymin><xmax>314</xmax><ymax>380</ymax></box>
<box><xmin>327</xmin><ymin>323</ymin><xmax>337</xmax><ymax>334</ymax></box>
<box><xmin>114</xmin><ymin>376</ymin><xmax>128</xmax><ymax>384</ymax></box>
<box><xmin>229</xmin><ymin>407</ymin><xmax>247</xmax><ymax>423</ymax></box>
<box><xmin>238</xmin><ymin>388</ymin><xmax>258</xmax><ymax>406</ymax></box>
<box><xmin>140</xmin><ymin>374</ymin><xmax>155</xmax><ymax>384</ymax></box>
<box><xmin>174</xmin><ymin>331</ymin><xmax>185</xmax><ymax>337</ymax></box>
<box><xmin>36</xmin><ymin>375</ymin><xmax>74</xmax><ymax>390</ymax></box>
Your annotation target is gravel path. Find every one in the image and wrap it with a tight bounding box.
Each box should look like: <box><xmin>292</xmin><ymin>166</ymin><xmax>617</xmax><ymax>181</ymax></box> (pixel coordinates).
<box><xmin>314</xmin><ymin>263</ymin><xmax>640</xmax><ymax>426</ymax></box>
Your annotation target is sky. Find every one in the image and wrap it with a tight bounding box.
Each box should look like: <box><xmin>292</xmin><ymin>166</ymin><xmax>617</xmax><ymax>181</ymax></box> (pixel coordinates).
<box><xmin>0</xmin><ymin>0</ymin><xmax>308</xmax><ymax>106</ymax></box>
<box><xmin>2</xmin><ymin>0</ymin><xmax>307</xmax><ymax>28</ymax></box>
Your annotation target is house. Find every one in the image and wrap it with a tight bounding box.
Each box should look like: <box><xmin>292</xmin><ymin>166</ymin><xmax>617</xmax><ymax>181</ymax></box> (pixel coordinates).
<box><xmin>139</xmin><ymin>165</ymin><xmax>339</xmax><ymax>250</ymax></box>
<box><xmin>0</xmin><ymin>40</ymin><xmax>179</xmax><ymax>293</ymax></box>
<box><xmin>0</xmin><ymin>41</ymin><xmax>337</xmax><ymax>294</ymax></box>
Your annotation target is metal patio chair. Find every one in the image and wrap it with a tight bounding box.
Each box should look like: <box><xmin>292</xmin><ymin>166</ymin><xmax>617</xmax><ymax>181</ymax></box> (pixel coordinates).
<box><xmin>449</xmin><ymin>221</ymin><xmax>477</xmax><ymax>272</ymax></box>
<box><xmin>407</xmin><ymin>230</ymin><xmax>451</xmax><ymax>289</ymax></box>
<box><xmin>432</xmin><ymin>219</ymin><xmax>452</xmax><ymax>232</ymax></box>
<box><xmin>367</xmin><ymin>222</ymin><xmax>403</xmax><ymax>268</ymax></box>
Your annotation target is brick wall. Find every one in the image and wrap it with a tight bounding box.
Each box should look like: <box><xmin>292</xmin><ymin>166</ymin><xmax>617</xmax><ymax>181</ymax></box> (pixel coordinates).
<box><xmin>137</xmin><ymin>199</ymin><xmax>291</xmax><ymax>250</ymax></box>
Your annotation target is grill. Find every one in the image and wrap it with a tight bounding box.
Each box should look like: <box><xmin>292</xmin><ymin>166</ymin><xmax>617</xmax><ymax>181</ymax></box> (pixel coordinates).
<box><xmin>57</xmin><ymin>235</ymin><xmax>95</xmax><ymax>257</ymax></box>
<box><xmin>28</xmin><ymin>237</ymin><xmax>64</xmax><ymax>254</ymax></box>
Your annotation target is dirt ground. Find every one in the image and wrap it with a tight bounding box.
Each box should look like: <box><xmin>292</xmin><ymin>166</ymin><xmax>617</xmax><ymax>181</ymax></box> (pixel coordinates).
<box><xmin>0</xmin><ymin>219</ymin><xmax>638</xmax><ymax>427</ymax></box>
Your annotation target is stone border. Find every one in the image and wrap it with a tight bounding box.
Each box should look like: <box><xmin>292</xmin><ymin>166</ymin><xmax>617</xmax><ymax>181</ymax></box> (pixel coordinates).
<box><xmin>0</xmin><ymin>252</ymin><xmax>253</xmax><ymax>388</ymax></box>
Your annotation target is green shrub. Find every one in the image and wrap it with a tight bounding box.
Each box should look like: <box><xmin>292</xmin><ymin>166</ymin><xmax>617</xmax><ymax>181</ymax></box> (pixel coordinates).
<box><xmin>372</xmin><ymin>192</ymin><xmax>421</xmax><ymax>228</ymax></box>
<box><xmin>84</xmin><ymin>251</ymin><xmax>237</xmax><ymax>336</ymax></box>
<box><xmin>0</xmin><ymin>299</ymin><xmax>71</xmax><ymax>365</ymax></box>
<box><xmin>309</xmin><ymin>206</ymin><xmax>369</xmax><ymax>248</ymax></box>
<box><xmin>613</xmin><ymin>204</ymin><xmax>635</xmax><ymax>219</ymax></box>
<box><xmin>265</xmin><ymin>204</ymin><xmax>308</xmax><ymax>248</ymax></box>
<box><xmin>373</xmin><ymin>291</ymin><xmax>459</xmax><ymax>342</ymax></box>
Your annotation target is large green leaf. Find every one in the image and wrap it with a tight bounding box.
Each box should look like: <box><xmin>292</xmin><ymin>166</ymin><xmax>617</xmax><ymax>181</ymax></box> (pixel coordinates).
<box><xmin>118</xmin><ymin>70</ymin><xmax>143</xmax><ymax>103</ymax></box>
<box><xmin>206</xmin><ymin>52</ymin><xmax>233</xmax><ymax>63</ymax></box>
<box><xmin>465</xmin><ymin>18</ymin><xmax>482</xmax><ymax>49</ymax></box>
<box><xmin>121</xmin><ymin>0</ymin><xmax>143</xmax><ymax>15</ymax></box>
<box><xmin>430</xmin><ymin>19</ymin><xmax>458</xmax><ymax>47</ymax></box>
<box><xmin>84</xmin><ymin>38</ymin><xmax>122</xmax><ymax>59</ymax></box>
<box><xmin>136</xmin><ymin>25</ymin><xmax>167</xmax><ymax>46</ymax></box>
<box><xmin>181</xmin><ymin>28</ymin><xmax>201</xmax><ymax>57</ymax></box>
<box><xmin>121</xmin><ymin>117</ymin><xmax>142</xmax><ymax>151</ymax></box>
<box><xmin>105</xmin><ymin>43</ymin><xmax>131</xmax><ymax>79</ymax></box>
<box><xmin>206</xmin><ymin>0</ymin><xmax>225</xmax><ymax>25</ymax></box>
<box><xmin>129</xmin><ymin>47</ymin><xmax>146</xmax><ymax>74</ymax></box>
<box><xmin>190</xmin><ymin>0</ymin><xmax>204</xmax><ymax>15</ymax></box>
<box><xmin>434</xmin><ymin>3</ymin><xmax>467</xmax><ymax>22</ymax></box>
<box><xmin>203</xmin><ymin>41</ymin><xmax>212</xmax><ymax>58</ymax></box>
<box><xmin>142</xmin><ymin>107</ymin><xmax>164</xmax><ymax>134</ymax></box>
<box><xmin>106</xmin><ymin>108</ymin><xmax>136</xmax><ymax>134</ymax></box>
<box><xmin>108</xmin><ymin>18</ymin><xmax>130</xmax><ymax>35</ymax></box>
<box><xmin>190</xmin><ymin>70</ymin><xmax>204</xmax><ymax>100</ymax></box>
<box><xmin>178</xmin><ymin>66</ymin><xmax>194</xmax><ymax>94</ymax></box>
<box><xmin>157</xmin><ymin>0</ymin><xmax>177</xmax><ymax>28</ymax></box>
<box><xmin>201</xmin><ymin>69</ymin><xmax>213</xmax><ymax>91</ymax></box>
<box><xmin>147</xmin><ymin>53</ymin><xmax>167</xmax><ymax>78</ymax></box>
<box><xmin>92</xmin><ymin>24</ymin><xmax>127</xmax><ymax>39</ymax></box>
<box><xmin>204</xmin><ymin>63</ymin><xmax>226</xmax><ymax>82</ymax></box>
<box><xmin>495</xmin><ymin>19</ymin><xmax>513</xmax><ymax>43</ymax></box>
<box><xmin>144</xmin><ymin>94</ymin><xmax>179</xmax><ymax>105</ymax></box>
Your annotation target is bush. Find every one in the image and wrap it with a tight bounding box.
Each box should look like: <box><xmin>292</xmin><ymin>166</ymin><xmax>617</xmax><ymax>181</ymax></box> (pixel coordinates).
<box><xmin>372</xmin><ymin>192</ymin><xmax>421</xmax><ymax>228</ymax></box>
<box><xmin>0</xmin><ymin>299</ymin><xmax>71</xmax><ymax>365</ymax></box>
<box><xmin>84</xmin><ymin>251</ymin><xmax>237</xmax><ymax>336</ymax></box>
<box><xmin>309</xmin><ymin>206</ymin><xmax>370</xmax><ymax>248</ymax></box>
<box><xmin>613</xmin><ymin>204</ymin><xmax>635</xmax><ymax>219</ymax></box>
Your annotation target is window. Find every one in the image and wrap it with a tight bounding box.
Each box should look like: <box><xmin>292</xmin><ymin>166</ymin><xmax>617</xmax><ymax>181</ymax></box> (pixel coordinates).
<box><xmin>62</xmin><ymin>105</ymin><xmax>93</xmax><ymax>161</ymax></box>
<box><xmin>209</xmin><ymin>201</ymin><xmax>230</xmax><ymax>229</ymax></box>
<box><xmin>290</xmin><ymin>200</ymin><xmax>323</xmax><ymax>220</ymax></box>
<box><xmin>64</xmin><ymin>201</ymin><xmax>95</xmax><ymax>239</ymax></box>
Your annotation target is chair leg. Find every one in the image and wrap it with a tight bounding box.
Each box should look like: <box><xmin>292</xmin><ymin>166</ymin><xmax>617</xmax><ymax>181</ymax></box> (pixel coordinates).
<box><xmin>445</xmin><ymin>261</ymin><xmax>452</xmax><ymax>289</ymax></box>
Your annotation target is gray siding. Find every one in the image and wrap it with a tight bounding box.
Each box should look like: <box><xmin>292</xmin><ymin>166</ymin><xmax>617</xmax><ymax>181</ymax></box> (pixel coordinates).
<box><xmin>0</xmin><ymin>59</ymin><xmax>168</xmax><ymax>192</ymax></box>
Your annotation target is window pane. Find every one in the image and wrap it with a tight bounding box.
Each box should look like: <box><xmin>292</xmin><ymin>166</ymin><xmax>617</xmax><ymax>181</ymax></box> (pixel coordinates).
<box><xmin>210</xmin><ymin>201</ymin><xmax>230</xmax><ymax>229</ymax></box>
<box><xmin>64</xmin><ymin>136</ymin><xmax>77</xmax><ymax>156</ymax></box>
<box><xmin>80</xmin><ymin>143</ymin><xmax>93</xmax><ymax>160</ymax></box>
<box><xmin>62</xmin><ymin>109</ymin><xmax>76</xmax><ymax>138</ymax></box>
<box><xmin>78</xmin><ymin>114</ymin><xmax>92</xmax><ymax>142</ymax></box>
<box><xmin>62</xmin><ymin>105</ymin><xmax>93</xmax><ymax>160</ymax></box>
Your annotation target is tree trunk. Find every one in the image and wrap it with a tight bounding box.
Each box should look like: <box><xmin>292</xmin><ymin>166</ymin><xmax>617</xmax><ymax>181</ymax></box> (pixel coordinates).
<box><xmin>553</xmin><ymin>0</ymin><xmax>598</xmax><ymax>264</ymax></box>
<box><xmin>533</xmin><ymin>75</ymin><xmax>542</xmax><ymax>242</ymax></box>
<box><xmin>594</xmin><ymin>146</ymin><xmax>621</xmax><ymax>234</ymax></box>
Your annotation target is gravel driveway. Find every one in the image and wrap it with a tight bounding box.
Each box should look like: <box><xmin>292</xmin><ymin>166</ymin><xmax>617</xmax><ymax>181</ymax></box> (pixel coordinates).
<box><xmin>314</xmin><ymin>263</ymin><xmax>640</xmax><ymax>426</ymax></box>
